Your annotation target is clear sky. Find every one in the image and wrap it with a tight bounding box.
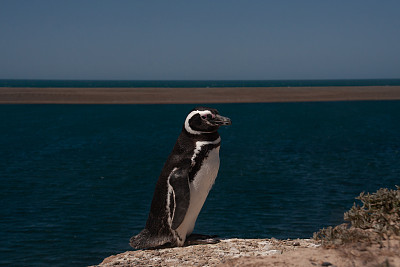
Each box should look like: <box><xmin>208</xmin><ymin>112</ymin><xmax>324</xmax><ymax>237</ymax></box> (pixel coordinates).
<box><xmin>1</xmin><ymin>0</ymin><xmax>399</xmax><ymax>80</ymax></box>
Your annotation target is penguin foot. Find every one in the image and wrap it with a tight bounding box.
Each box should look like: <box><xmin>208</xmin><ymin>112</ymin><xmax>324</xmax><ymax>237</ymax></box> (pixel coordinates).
<box><xmin>185</xmin><ymin>233</ymin><xmax>220</xmax><ymax>246</ymax></box>
<box><xmin>146</xmin><ymin>242</ymin><xmax>174</xmax><ymax>250</ymax></box>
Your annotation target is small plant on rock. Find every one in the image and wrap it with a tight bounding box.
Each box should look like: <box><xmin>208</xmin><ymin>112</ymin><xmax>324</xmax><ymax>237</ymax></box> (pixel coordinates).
<box><xmin>314</xmin><ymin>186</ymin><xmax>400</xmax><ymax>246</ymax></box>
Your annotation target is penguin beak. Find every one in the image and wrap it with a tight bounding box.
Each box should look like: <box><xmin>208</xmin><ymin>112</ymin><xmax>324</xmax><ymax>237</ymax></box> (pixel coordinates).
<box><xmin>213</xmin><ymin>114</ymin><xmax>232</xmax><ymax>126</ymax></box>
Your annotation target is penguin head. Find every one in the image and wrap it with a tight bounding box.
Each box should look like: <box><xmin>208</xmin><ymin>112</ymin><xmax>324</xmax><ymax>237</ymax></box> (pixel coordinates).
<box><xmin>184</xmin><ymin>107</ymin><xmax>231</xmax><ymax>135</ymax></box>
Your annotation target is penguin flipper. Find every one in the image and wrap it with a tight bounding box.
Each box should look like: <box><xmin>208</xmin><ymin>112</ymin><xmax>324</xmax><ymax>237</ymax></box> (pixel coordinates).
<box><xmin>169</xmin><ymin>168</ymin><xmax>190</xmax><ymax>230</ymax></box>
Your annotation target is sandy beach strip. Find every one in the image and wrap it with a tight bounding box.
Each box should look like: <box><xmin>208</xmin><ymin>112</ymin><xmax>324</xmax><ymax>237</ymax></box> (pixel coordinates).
<box><xmin>1</xmin><ymin>86</ymin><xmax>400</xmax><ymax>104</ymax></box>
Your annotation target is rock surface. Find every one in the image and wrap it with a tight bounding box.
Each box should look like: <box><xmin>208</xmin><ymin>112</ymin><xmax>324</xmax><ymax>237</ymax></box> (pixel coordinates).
<box><xmin>93</xmin><ymin>237</ymin><xmax>400</xmax><ymax>267</ymax></box>
<box><xmin>93</xmin><ymin>238</ymin><xmax>317</xmax><ymax>266</ymax></box>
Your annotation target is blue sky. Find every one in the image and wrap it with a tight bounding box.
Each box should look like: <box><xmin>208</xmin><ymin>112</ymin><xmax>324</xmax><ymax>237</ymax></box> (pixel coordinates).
<box><xmin>1</xmin><ymin>0</ymin><xmax>399</xmax><ymax>80</ymax></box>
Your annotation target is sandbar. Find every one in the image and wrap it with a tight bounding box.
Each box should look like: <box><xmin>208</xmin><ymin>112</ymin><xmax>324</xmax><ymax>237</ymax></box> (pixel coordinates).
<box><xmin>1</xmin><ymin>86</ymin><xmax>400</xmax><ymax>104</ymax></box>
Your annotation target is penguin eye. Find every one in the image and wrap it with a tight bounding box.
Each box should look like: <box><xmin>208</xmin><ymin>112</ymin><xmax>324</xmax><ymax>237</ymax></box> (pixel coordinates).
<box><xmin>201</xmin><ymin>115</ymin><xmax>207</xmax><ymax>120</ymax></box>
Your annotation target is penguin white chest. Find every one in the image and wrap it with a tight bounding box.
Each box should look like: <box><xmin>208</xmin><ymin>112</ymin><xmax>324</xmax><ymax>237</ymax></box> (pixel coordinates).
<box><xmin>191</xmin><ymin>146</ymin><xmax>220</xmax><ymax>194</ymax></box>
<box><xmin>176</xmin><ymin>146</ymin><xmax>220</xmax><ymax>239</ymax></box>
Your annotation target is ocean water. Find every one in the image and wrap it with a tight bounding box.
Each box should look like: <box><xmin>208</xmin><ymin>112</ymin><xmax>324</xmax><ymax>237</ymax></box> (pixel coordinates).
<box><xmin>1</xmin><ymin>78</ymin><xmax>400</xmax><ymax>88</ymax></box>
<box><xmin>1</xmin><ymin>101</ymin><xmax>400</xmax><ymax>266</ymax></box>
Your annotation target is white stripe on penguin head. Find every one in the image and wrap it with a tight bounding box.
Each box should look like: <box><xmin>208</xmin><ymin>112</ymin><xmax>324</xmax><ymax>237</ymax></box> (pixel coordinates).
<box><xmin>184</xmin><ymin>110</ymin><xmax>213</xmax><ymax>135</ymax></box>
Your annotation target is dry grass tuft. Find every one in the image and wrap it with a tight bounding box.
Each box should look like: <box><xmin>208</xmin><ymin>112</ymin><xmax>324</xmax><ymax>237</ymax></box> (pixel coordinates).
<box><xmin>314</xmin><ymin>186</ymin><xmax>400</xmax><ymax>246</ymax></box>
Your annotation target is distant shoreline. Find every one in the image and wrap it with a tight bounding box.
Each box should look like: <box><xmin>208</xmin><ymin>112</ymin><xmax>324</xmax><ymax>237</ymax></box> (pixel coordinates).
<box><xmin>1</xmin><ymin>86</ymin><xmax>400</xmax><ymax>104</ymax></box>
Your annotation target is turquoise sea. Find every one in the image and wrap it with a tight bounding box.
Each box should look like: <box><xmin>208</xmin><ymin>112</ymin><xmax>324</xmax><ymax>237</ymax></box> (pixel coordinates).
<box><xmin>1</xmin><ymin>80</ymin><xmax>400</xmax><ymax>266</ymax></box>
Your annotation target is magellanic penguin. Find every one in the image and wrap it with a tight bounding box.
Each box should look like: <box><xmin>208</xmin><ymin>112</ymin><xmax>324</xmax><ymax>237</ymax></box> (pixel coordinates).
<box><xmin>130</xmin><ymin>107</ymin><xmax>231</xmax><ymax>249</ymax></box>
